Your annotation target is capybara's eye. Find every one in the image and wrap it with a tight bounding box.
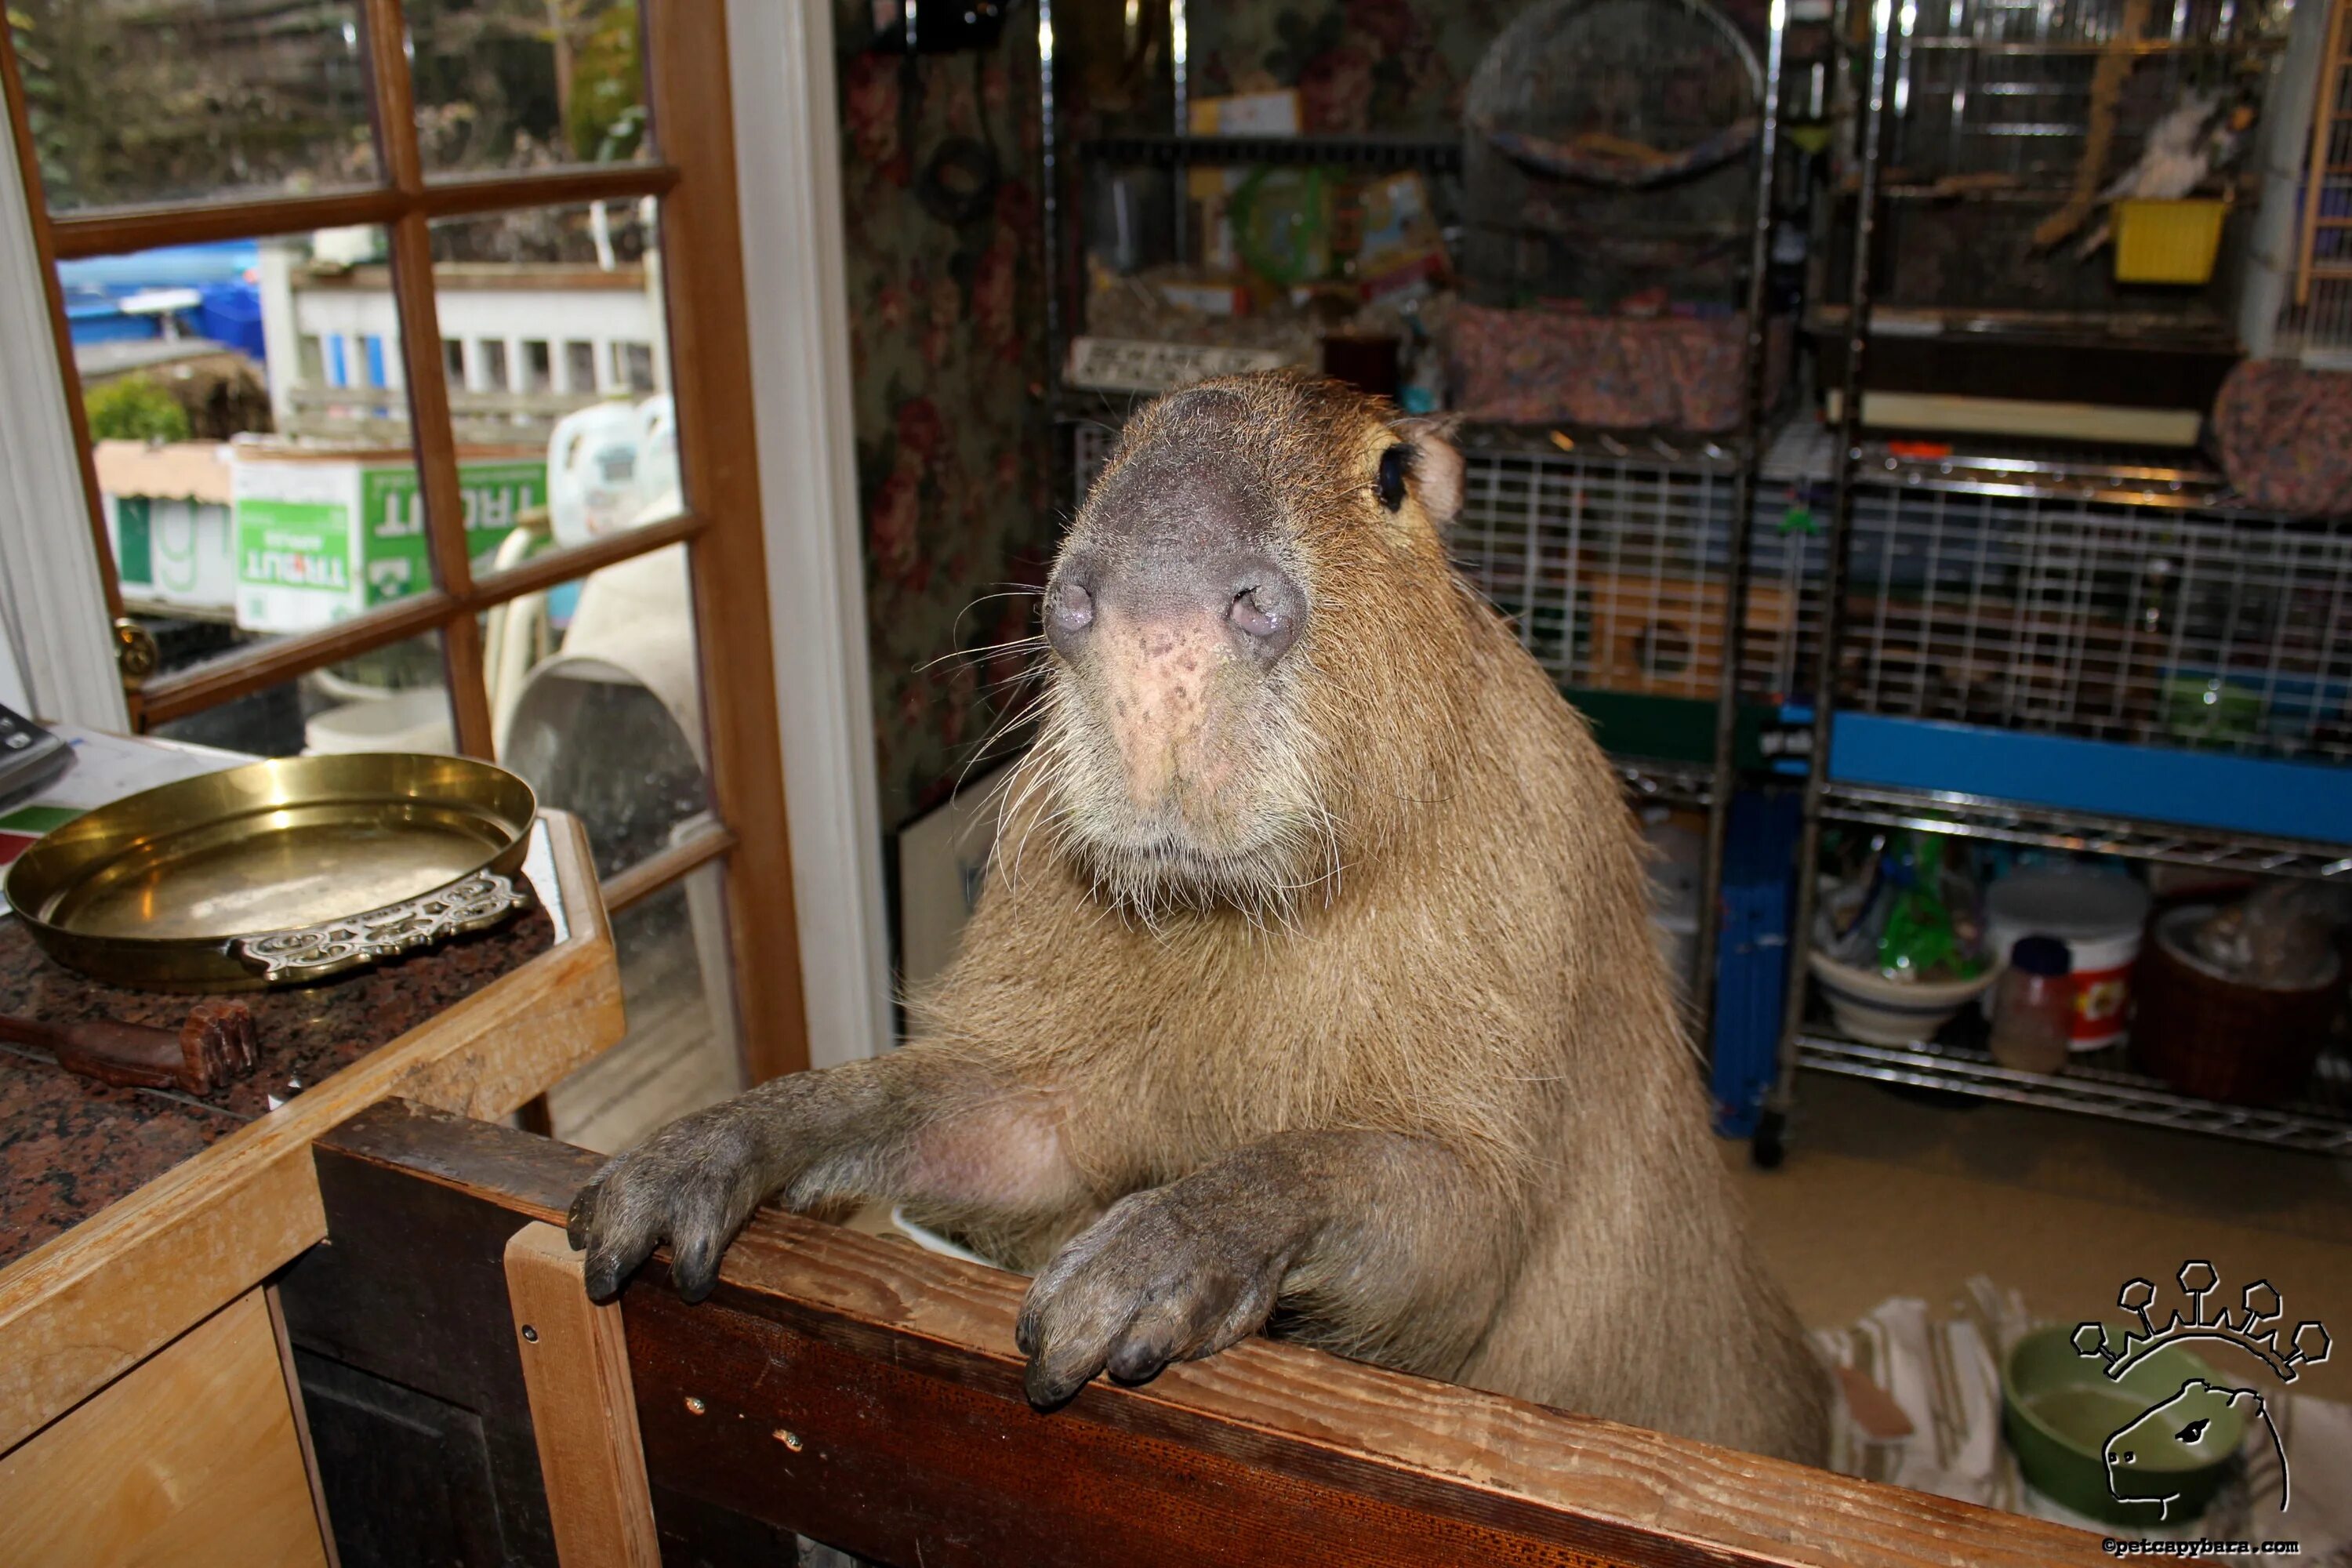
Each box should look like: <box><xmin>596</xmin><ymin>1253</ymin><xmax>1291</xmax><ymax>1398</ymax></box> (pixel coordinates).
<box><xmin>1376</xmin><ymin>443</ymin><xmax>1415</xmax><ymax>512</ymax></box>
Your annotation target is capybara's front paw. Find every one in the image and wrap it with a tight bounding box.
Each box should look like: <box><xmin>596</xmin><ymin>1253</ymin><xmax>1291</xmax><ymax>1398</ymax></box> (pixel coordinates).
<box><xmin>566</xmin><ymin>1106</ymin><xmax>772</xmax><ymax>1303</ymax></box>
<box><xmin>1014</xmin><ymin>1185</ymin><xmax>1286</xmax><ymax>1409</ymax></box>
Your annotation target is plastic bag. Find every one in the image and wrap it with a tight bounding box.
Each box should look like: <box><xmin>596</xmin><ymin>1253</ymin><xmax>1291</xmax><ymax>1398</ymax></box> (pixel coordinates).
<box><xmin>1825</xmin><ymin>830</ymin><xmax>1990</xmax><ymax>983</ymax></box>
<box><xmin>2190</xmin><ymin>882</ymin><xmax>2351</xmax><ymax>990</ymax></box>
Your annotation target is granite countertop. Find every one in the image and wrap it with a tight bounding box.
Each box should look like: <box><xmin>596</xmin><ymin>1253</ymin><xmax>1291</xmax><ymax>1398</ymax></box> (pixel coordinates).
<box><xmin>0</xmin><ymin>831</ymin><xmax>561</xmax><ymax>1272</ymax></box>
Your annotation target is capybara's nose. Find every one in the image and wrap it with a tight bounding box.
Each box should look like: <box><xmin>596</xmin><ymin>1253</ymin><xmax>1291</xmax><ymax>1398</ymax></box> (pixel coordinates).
<box><xmin>1047</xmin><ymin>549</ymin><xmax>1305</xmax><ymax>666</ymax></box>
<box><xmin>1214</xmin><ymin>551</ymin><xmax>1305</xmax><ymax>663</ymax></box>
<box><xmin>1045</xmin><ymin>557</ymin><xmax>1099</xmax><ymax>659</ymax></box>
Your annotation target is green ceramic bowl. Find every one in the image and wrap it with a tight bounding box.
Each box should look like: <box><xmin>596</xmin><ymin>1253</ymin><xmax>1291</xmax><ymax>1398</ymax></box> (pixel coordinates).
<box><xmin>2002</xmin><ymin>1324</ymin><xmax>2245</xmax><ymax>1526</ymax></box>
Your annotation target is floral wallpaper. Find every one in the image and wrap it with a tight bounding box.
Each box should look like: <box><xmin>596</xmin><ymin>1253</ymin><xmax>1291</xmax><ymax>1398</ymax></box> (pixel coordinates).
<box><xmin>837</xmin><ymin>8</ymin><xmax>1056</xmax><ymax>828</ymax></box>
<box><xmin>1184</xmin><ymin>0</ymin><xmax>1771</xmax><ymax>129</ymax></box>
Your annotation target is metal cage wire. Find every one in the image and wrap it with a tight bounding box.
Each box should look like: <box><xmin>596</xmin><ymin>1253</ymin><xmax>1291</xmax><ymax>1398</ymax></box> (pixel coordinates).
<box><xmin>1075</xmin><ymin>422</ymin><xmax>1808</xmax><ymax>711</ymax></box>
<box><xmin>1081</xmin><ymin>419</ymin><xmax>2352</xmax><ymax>767</ymax></box>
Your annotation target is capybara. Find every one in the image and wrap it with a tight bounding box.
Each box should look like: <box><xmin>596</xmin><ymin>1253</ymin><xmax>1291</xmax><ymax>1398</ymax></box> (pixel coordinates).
<box><xmin>570</xmin><ymin>370</ymin><xmax>1830</xmax><ymax>1463</ymax></box>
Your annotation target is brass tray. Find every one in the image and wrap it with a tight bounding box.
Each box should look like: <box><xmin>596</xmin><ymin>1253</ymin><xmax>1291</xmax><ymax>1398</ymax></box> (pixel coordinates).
<box><xmin>4</xmin><ymin>753</ymin><xmax>537</xmax><ymax>992</ymax></box>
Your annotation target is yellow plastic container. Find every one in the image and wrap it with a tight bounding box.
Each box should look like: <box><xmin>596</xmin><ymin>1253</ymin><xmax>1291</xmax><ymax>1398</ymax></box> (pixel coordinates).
<box><xmin>2113</xmin><ymin>198</ymin><xmax>2228</xmax><ymax>285</ymax></box>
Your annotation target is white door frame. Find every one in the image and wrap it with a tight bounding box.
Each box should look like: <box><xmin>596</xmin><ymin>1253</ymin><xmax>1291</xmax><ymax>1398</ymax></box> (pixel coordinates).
<box><xmin>0</xmin><ymin>5</ymin><xmax>894</xmax><ymax>1067</ymax></box>
<box><xmin>0</xmin><ymin>119</ymin><xmax>129</xmax><ymax>732</ymax></box>
<box><xmin>724</xmin><ymin>0</ymin><xmax>895</xmax><ymax>1066</ymax></box>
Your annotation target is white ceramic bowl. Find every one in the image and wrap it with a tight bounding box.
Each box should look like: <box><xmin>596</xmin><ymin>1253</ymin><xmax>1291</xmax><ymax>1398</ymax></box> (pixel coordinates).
<box><xmin>1808</xmin><ymin>949</ymin><xmax>2001</xmax><ymax>1046</ymax></box>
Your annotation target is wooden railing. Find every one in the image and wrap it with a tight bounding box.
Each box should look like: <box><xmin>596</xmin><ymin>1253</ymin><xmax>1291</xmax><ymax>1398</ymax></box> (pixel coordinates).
<box><xmin>278</xmin><ymin>1100</ymin><xmax>2110</xmax><ymax>1567</ymax></box>
<box><xmin>278</xmin><ymin>383</ymin><xmax>615</xmax><ymax>445</ymax></box>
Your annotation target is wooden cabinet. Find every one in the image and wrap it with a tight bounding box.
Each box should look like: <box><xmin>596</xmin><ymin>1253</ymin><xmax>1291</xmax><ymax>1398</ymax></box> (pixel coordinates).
<box><xmin>0</xmin><ymin>811</ymin><xmax>622</xmax><ymax>1561</ymax></box>
<box><xmin>0</xmin><ymin>1290</ymin><xmax>326</xmax><ymax>1568</ymax></box>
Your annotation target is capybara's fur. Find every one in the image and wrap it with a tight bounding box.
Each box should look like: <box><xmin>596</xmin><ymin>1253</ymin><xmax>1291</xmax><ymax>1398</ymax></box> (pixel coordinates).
<box><xmin>571</xmin><ymin>371</ymin><xmax>1830</xmax><ymax>1464</ymax></box>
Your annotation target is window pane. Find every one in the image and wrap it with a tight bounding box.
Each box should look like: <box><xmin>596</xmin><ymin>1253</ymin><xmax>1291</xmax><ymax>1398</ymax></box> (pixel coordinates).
<box><xmin>10</xmin><ymin>1</ymin><xmax>376</xmax><ymax>213</ymax></box>
<box><xmin>64</xmin><ymin>228</ymin><xmax>485</xmax><ymax>689</ymax></box>
<box><xmin>151</xmin><ymin>630</ymin><xmax>455</xmax><ymax>760</ymax></box>
<box><xmin>478</xmin><ymin>549</ymin><xmax>710</xmax><ymax>881</ymax></box>
<box><xmin>543</xmin><ymin>867</ymin><xmax>743</xmax><ymax>1152</ymax></box>
<box><xmin>406</xmin><ymin>0</ymin><xmax>652</xmax><ymax>179</ymax></box>
<box><xmin>426</xmin><ymin>199</ymin><xmax>688</xmax><ymax>560</ymax></box>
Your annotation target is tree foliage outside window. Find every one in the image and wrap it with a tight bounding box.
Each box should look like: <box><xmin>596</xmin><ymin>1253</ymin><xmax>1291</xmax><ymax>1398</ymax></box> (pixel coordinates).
<box><xmin>86</xmin><ymin>374</ymin><xmax>194</xmax><ymax>444</ymax></box>
<box><xmin>6</xmin><ymin>0</ymin><xmax>645</xmax><ymax>212</ymax></box>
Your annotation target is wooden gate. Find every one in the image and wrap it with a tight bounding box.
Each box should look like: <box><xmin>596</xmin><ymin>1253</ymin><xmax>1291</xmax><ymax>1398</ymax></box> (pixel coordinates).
<box><xmin>276</xmin><ymin>1100</ymin><xmax>2105</xmax><ymax>1566</ymax></box>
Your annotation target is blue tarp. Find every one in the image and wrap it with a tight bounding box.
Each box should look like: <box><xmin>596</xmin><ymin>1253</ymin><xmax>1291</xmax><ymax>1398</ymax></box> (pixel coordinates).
<box><xmin>57</xmin><ymin>241</ymin><xmax>266</xmax><ymax>363</ymax></box>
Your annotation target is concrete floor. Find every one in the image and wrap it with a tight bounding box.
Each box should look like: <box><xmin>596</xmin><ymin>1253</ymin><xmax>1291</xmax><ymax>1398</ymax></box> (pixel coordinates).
<box><xmin>1733</xmin><ymin>1072</ymin><xmax>2352</xmax><ymax>1403</ymax></box>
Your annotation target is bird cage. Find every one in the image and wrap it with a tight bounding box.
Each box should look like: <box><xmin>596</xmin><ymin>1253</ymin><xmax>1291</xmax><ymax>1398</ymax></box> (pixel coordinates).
<box><xmin>1837</xmin><ymin>0</ymin><xmax>2290</xmax><ymax>323</ymax></box>
<box><xmin>1459</xmin><ymin>0</ymin><xmax>1765</xmax><ymax>312</ymax></box>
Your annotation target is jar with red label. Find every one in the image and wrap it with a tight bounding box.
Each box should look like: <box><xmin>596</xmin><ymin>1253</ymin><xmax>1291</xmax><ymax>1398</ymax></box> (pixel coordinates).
<box><xmin>1986</xmin><ymin>866</ymin><xmax>2151</xmax><ymax>1053</ymax></box>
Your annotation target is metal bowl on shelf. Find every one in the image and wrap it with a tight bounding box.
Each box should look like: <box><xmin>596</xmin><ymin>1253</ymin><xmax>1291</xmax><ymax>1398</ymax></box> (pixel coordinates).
<box><xmin>4</xmin><ymin>753</ymin><xmax>536</xmax><ymax>993</ymax></box>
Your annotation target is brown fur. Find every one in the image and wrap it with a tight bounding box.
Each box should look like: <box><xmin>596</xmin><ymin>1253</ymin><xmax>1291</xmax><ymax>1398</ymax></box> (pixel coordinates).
<box><xmin>570</xmin><ymin>371</ymin><xmax>1829</xmax><ymax>1465</ymax></box>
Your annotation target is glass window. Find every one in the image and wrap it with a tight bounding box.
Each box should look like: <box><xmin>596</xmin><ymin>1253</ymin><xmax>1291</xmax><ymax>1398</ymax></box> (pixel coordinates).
<box><xmin>443</xmin><ymin>338</ymin><xmax>466</xmax><ymax>383</ymax></box>
<box><xmin>151</xmin><ymin>630</ymin><xmax>454</xmax><ymax>760</ymax></box>
<box><xmin>543</xmin><ymin>869</ymin><xmax>742</xmax><ymax>1152</ymax></box>
<box><xmin>406</xmin><ymin>0</ymin><xmax>652</xmax><ymax>180</ymax></box>
<box><xmin>430</xmin><ymin>201</ymin><xmax>685</xmax><ymax>550</ymax></box>
<box><xmin>478</xmin><ymin>339</ymin><xmax>510</xmax><ymax>392</ymax></box>
<box><xmin>9</xmin><ymin>0</ymin><xmax>375</xmax><ymax>213</ymax></box>
<box><xmin>475</xmin><ymin>550</ymin><xmax>711</xmax><ymax>880</ymax></box>
<box><xmin>71</xmin><ymin>227</ymin><xmax>447</xmax><ymax>684</ymax></box>
<box><xmin>615</xmin><ymin>342</ymin><xmax>654</xmax><ymax>394</ymax></box>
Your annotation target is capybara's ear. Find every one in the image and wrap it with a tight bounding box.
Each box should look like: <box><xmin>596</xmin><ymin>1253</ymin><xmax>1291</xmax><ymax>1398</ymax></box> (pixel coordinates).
<box><xmin>1398</xmin><ymin>417</ymin><xmax>1465</xmax><ymax>528</ymax></box>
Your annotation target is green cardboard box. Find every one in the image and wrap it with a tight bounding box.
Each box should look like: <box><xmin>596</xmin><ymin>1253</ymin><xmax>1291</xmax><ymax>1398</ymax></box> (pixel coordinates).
<box><xmin>230</xmin><ymin>446</ymin><xmax>546</xmax><ymax>633</ymax></box>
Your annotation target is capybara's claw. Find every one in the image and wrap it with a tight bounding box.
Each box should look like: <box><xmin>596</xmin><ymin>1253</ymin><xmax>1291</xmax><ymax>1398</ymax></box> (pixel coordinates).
<box><xmin>1017</xmin><ymin>1186</ymin><xmax>1281</xmax><ymax>1412</ymax></box>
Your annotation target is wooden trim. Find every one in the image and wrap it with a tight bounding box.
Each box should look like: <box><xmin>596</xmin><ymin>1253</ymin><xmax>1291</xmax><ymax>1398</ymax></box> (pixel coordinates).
<box><xmin>136</xmin><ymin>591</ymin><xmax>465</xmax><ymax>724</ymax></box>
<box><xmin>652</xmin><ymin>1225</ymin><xmax>2109</xmax><ymax>1567</ymax></box>
<box><xmin>0</xmin><ymin>814</ymin><xmax>621</xmax><ymax>1454</ymax></box>
<box><xmin>724</xmin><ymin>0</ymin><xmax>897</xmax><ymax>1068</ymax></box>
<box><xmin>262</xmin><ymin>1284</ymin><xmax>346</xmax><ymax>1568</ymax></box>
<box><xmin>49</xmin><ymin>190</ymin><xmax>404</xmax><ymax>262</ymax></box>
<box><xmin>313</xmin><ymin>1102</ymin><xmax>2112</xmax><ymax>1568</ymax></box>
<box><xmin>365</xmin><ymin>0</ymin><xmax>496</xmax><ymax>756</ymax></box>
<box><xmin>135</xmin><ymin>511</ymin><xmax>710</xmax><ymax>724</ymax></box>
<box><xmin>601</xmin><ymin>821</ymin><xmax>736</xmax><ymax>913</ymax></box>
<box><xmin>45</xmin><ymin>173</ymin><xmax>678</xmax><ymax>264</ymax></box>
<box><xmin>439</xmin><ymin>604</ymin><xmax>499</xmax><ymax>757</ymax></box>
<box><xmin>472</xmin><ymin>509</ymin><xmax>706</xmax><ymax>604</ymax></box>
<box><xmin>2299</xmin><ymin>0</ymin><xmax>2349</xmax><ymax>308</ymax></box>
<box><xmin>503</xmin><ymin>1224</ymin><xmax>663</xmax><ymax>1568</ymax></box>
<box><xmin>405</xmin><ymin>163</ymin><xmax>681</xmax><ymax>221</ymax></box>
<box><xmin>300</xmin><ymin>261</ymin><xmax>655</xmax><ymax>293</ymax></box>
<box><xmin>646</xmin><ymin>0</ymin><xmax>811</xmax><ymax>1082</ymax></box>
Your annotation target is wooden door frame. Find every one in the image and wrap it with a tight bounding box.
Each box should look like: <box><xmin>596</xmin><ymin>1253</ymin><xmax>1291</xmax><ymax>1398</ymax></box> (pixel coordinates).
<box><xmin>0</xmin><ymin>0</ymin><xmax>905</xmax><ymax>1082</ymax></box>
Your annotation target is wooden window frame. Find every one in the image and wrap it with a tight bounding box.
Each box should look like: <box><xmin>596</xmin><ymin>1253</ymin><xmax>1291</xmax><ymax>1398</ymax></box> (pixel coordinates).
<box><xmin>0</xmin><ymin>0</ymin><xmax>809</xmax><ymax>1082</ymax></box>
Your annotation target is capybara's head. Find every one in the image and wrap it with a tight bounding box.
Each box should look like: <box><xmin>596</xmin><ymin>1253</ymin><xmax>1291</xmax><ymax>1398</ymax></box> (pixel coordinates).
<box><xmin>1032</xmin><ymin>371</ymin><xmax>1473</xmax><ymax>916</ymax></box>
<box><xmin>2103</xmin><ymin>1379</ymin><xmax>2255</xmax><ymax>1515</ymax></box>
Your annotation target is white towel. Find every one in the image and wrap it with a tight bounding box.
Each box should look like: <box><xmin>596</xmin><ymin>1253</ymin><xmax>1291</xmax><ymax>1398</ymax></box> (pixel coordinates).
<box><xmin>1813</xmin><ymin>1278</ymin><xmax>2350</xmax><ymax>1560</ymax></box>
